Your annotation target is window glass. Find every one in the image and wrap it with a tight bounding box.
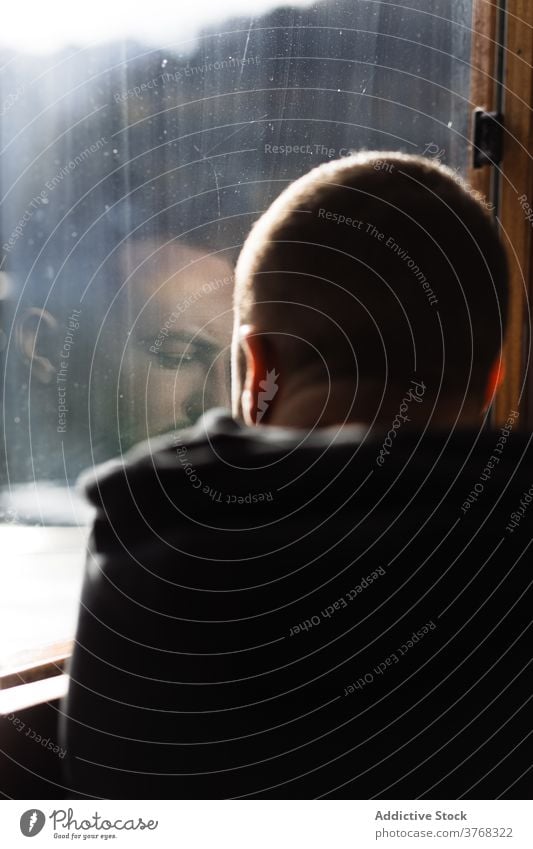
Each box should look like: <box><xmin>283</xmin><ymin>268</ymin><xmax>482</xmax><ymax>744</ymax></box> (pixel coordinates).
<box><xmin>1</xmin><ymin>0</ymin><xmax>474</xmax><ymax>523</ymax></box>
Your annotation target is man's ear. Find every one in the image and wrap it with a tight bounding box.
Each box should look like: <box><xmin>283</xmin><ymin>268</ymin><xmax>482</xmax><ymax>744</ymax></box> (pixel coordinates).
<box><xmin>483</xmin><ymin>354</ymin><xmax>505</xmax><ymax>412</ymax></box>
<box><xmin>16</xmin><ymin>307</ymin><xmax>58</xmax><ymax>384</ymax></box>
<box><xmin>239</xmin><ymin>326</ymin><xmax>280</xmax><ymax>426</ymax></box>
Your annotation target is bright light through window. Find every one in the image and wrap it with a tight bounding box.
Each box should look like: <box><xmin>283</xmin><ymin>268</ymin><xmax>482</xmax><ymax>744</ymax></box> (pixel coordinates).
<box><xmin>0</xmin><ymin>0</ymin><xmax>316</xmax><ymax>53</ymax></box>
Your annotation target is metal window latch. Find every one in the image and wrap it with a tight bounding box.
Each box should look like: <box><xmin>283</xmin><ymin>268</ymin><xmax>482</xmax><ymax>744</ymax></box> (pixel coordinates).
<box><xmin>472</xmin><ymin>109</ymin><xmax>504</xmax><ymax>169</ymax></box>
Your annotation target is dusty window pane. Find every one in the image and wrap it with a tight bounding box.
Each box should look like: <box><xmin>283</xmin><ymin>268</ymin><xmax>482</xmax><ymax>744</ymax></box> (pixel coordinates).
<box><xmin>0</xmin><ymin>0</ymin><xmax>473</xmax><ymax>519</ymax></box>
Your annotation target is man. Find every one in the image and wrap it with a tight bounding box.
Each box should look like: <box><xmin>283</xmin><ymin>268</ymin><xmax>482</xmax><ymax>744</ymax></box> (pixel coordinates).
<box><xmin>62</xmin><ymin>152</ymin><xmax>533</xmax><ymax>800</ymax></box>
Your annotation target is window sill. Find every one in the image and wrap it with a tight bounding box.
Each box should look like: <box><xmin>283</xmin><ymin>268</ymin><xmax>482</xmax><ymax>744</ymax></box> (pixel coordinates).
<box><xmin>0</xmin><ymin>673</ymin><xmax>69</xmax><ymax>714</ymax></box>
<box><xmin>0</xmin><ymin>525</ymin><xmax>87</xmax><ymax>690</ymax></box>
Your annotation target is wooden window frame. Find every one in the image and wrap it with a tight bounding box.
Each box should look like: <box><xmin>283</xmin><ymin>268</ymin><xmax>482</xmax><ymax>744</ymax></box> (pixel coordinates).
<box><xmin>469</xmin><ymin>0</ymin><xmax>533</xmax><ymax>427</ymax></box>
<box><xmin>0</xmin><ymin>642</ymin><xmax>71</xmax><ymax>713</ymax></box>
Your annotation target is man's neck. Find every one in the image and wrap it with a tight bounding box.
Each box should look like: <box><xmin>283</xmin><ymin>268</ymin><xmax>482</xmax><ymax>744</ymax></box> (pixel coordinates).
<box><xmin>263</xmin><ymin>379</ymin><xmax>483</xmax><ymax>430</ymax></box>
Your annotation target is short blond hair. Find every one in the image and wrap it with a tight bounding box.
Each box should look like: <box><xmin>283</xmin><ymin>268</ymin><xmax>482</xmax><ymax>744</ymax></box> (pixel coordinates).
<box><xmin>234</xmin><ymin>151</ymin><xmax>508</xmax><ymax>399</ymax></box>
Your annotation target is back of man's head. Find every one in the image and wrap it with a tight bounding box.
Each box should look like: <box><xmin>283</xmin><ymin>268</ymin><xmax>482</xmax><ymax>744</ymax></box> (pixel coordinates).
<box><xmin>233</xmin><ymin>152</ymin><xmax>508</xmax><ymax>424</ymax></box>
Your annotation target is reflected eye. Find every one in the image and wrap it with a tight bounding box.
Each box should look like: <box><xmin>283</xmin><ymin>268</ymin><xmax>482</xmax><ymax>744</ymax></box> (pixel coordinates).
<box><xmin>138</xmin><ymin>333</ymin><xmax>217</xmax><ymax>371</ymax></box>
<box><xmin>155</xmin><ymin>350</ymin><xmax>195</xmax><ymax>370</ymax></box>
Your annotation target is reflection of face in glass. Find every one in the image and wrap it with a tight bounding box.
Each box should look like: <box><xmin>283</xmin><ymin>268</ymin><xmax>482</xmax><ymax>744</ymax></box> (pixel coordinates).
<box><xmin>92</xmin><ymin>240</ymin><xmax>234</xmax><ymax>454</ymax></box>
